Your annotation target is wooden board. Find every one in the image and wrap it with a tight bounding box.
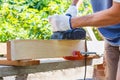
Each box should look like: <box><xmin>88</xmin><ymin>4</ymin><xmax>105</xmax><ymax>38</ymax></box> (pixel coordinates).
<box><xmin>0</xmin><ymin>53</ymin><xmax>99</xmax><ymax>66</ymax></box>
<box><xmin>0</xmin><ymin>58</ymin><xmax>92</xmax><ymax>77</ymax></box>
<box><xmin>87</xmin><ymin>41</ymin><xmax>104</xmax><ymax>55</ymax></box>
<box><xmin>0</xmin><ymin>43</ymin><xmax>7</xmax><ymax>57</ymax></box>
<box><xmin>7</xmin><ymin>40</ymin><xmax>86</xmax><ymax>60</ymax></box>
<box><xmin>0</xmin><ymin>58</ymin><xmax>40</xmax><ymax>66</ymax></box>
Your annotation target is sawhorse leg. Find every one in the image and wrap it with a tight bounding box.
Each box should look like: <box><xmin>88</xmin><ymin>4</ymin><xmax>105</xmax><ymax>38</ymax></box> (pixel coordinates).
<box><xmin>0</xmin><ymin>77</ymin><xmax>3</xmax><ymax>80</ymax></box>
<box><xmin>15</xmin><ymin>74</ymin><xmax>28</xmax><ymax>80</ymax></box>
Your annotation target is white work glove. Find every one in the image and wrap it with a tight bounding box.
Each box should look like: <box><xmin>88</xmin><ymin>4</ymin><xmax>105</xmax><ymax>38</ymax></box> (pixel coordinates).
<box><xmin>48</xmin><ymin>14</ymin><xmax>72</xmax><ymax>32</ymax></box>
<box><xmin>65</xmin><ymin>5</ymin><xmax>77</xmax><ymax>17</ymax></box>
<box><xmin>48</xmin><ymin>5</ymin><xmax>77</xmax><ymax>32</ymax></box>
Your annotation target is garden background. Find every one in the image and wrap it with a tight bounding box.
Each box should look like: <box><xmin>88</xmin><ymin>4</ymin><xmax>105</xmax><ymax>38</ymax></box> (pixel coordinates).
<box><xmin>0</xmin><ymin>0</ymin><xmax>103</xmax><ymax>42</ymax></box>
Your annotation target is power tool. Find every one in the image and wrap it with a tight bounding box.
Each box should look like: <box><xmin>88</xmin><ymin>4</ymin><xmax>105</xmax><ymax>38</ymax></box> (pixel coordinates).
<box><xmin>51</xmin><ymin>28</ymin><xmax>86</xmax><ymax>40</ymax></box>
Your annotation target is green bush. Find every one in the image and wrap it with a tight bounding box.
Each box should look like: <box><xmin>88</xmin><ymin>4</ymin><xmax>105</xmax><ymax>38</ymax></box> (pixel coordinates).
<box><xmin>0</xmin><ymin>0</ymin><xmax>71</xmax><ymax>42</ymax></box>
<box><xmin>0</xmin><ymin>0</ymin><xmax>102</xmax><ymax>42</ymax></box>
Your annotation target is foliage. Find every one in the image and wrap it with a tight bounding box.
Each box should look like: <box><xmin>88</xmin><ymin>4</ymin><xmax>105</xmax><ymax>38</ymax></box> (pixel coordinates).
<box><xmin>78</xmin><ymin>0</ymin><xmax>92</xmax><ymax>15</ymax></box>
<box><xmin>92</xmin><ymin>28</ymin><xmax>103</xmax><ymax>40</ymax></box>
<box><xmin>0</xmin><ymin>0</ymin><xmax>101</xmax><ymax>42</ymax></box>
<box><xmin>0</xmin><ymin>0</ymin><xmax>71</xmax><ymax>42</ymax></box>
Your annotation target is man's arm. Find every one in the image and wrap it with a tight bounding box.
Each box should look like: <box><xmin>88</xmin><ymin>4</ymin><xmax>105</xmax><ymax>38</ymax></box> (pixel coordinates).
<box><xmin>71</xmin><ymin>1</ymin><xmax>120</xmax><ymax>28</ymax></box>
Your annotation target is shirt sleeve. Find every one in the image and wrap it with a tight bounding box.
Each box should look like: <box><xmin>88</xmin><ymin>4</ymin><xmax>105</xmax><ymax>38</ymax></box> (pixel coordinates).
<box><xmin>114</xmin><ymin>0</ymin><xmax>120</xmax><ymax>3</ymax></box>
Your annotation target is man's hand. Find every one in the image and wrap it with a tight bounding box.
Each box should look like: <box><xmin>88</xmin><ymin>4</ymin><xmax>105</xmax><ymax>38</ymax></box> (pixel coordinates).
<box><xmin>48</xmin><ymin>14</ymin><xmax>71</xmax><ymax>32</ymax></box>
<box><xmin>65</xmin><ymin>5</ymin><xmax>77</xmax><ymax>17</ymax></box>
<box><xmin>49</xmin><ymin>2</ymin><xmax>78</xmax><ymax>32</ymax></box>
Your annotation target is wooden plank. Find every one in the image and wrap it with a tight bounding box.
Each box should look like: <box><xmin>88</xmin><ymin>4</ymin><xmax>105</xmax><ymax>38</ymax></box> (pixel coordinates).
<box><xmin>86</xmin><ymin>27</ymin><xmax>98</xmax><ymax>41</ymax></box>
<box><xmin>0</xmin><ymin>43</ymin><xmax>7</xmax><ymax>57</ymax></box>
<box><xmin>0</xmin><ymin>58</ymin><xmax>92</xmax><ymax>77</ymax></box>
<box><xmin>7</xmin><ymin>40</ymin><xmax>86</xmax><ymax>60</ymax></box>
<box><xmin>0</xmin><ymin>58</ymin><xmax>40</xmax><ymax>66</ymax></box>
<box><xmin>0</xmin><ymin>53</ymin><xmax>99</xmax><ymax>66</ymax></box>
<box><xmin>0</xmin><ymin>77</ymin><xmax>3</xmax><ymax>80</ymax></box>
<box><xmin>0</xmin><ymin>43</ymin><xmax>6</xmax><ymax>54</ymax></box>
<box><xmin>7</xmin><ymin>42</ymin><xmax>11</xmax><ymax>60</ymax></box>
<box><xmin>87</xmin><ymin>41</ymin><xmax>104</xmax><ymax>56</ymax></box>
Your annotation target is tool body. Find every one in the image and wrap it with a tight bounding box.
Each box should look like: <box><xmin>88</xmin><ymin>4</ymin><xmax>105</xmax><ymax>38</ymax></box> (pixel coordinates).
<box><xmin>51</xmin><ymin>28</ymin><xmax>86</xmax><ymax>40</ymax></box>
<box><xmin>51</xmin><ymin>28</ymin><xmax>97</xmax><ymax>60</ymax></box>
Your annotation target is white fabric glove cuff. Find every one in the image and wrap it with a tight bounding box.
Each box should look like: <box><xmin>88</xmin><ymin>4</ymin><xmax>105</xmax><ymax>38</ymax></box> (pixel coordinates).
<box><xmin>65</xmin><ymin>5</ymin><xmax>77</xmax><ymax>17</ymax></box>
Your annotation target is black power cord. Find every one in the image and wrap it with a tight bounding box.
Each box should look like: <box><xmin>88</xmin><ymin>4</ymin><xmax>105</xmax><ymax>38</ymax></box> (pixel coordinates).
<box><xmin>84</xmin><ymin>54</ymin><xmax>88</xmax><ymax>80</ymax></box>
<box><xmin>81</xmin><ymin>52</ymin><xmax>96</xmax><ymax>80</ymax></box>
<box><xmin>84</xmin><ymin>40</ymin><xmax>87</xmax><ymax>80</ymax></box>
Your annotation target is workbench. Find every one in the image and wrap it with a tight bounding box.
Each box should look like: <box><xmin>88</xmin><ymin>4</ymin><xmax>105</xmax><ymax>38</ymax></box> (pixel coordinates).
<box><xmin>0</xmin><ymin>40</ymin><xmax>104</xmax><ymax>80</ymax></box>
<box><xmin>0</xmin><ymin>58</ymin><xmax>94</xmax><ymax>80</ymax></box>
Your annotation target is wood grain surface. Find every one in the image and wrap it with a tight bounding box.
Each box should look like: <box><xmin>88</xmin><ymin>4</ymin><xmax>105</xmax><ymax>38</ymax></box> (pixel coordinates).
<box><xmin>7</xmin><ymin>40</ymin><xmax>86</xmax><ymax>60</ymax></box>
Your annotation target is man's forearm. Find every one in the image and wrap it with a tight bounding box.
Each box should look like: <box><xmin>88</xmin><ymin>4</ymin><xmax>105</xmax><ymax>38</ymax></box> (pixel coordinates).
<box><xmin>71</xmin><ymin>2</ymin><xmax>120</xmax><ymax>28</ymax></box>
